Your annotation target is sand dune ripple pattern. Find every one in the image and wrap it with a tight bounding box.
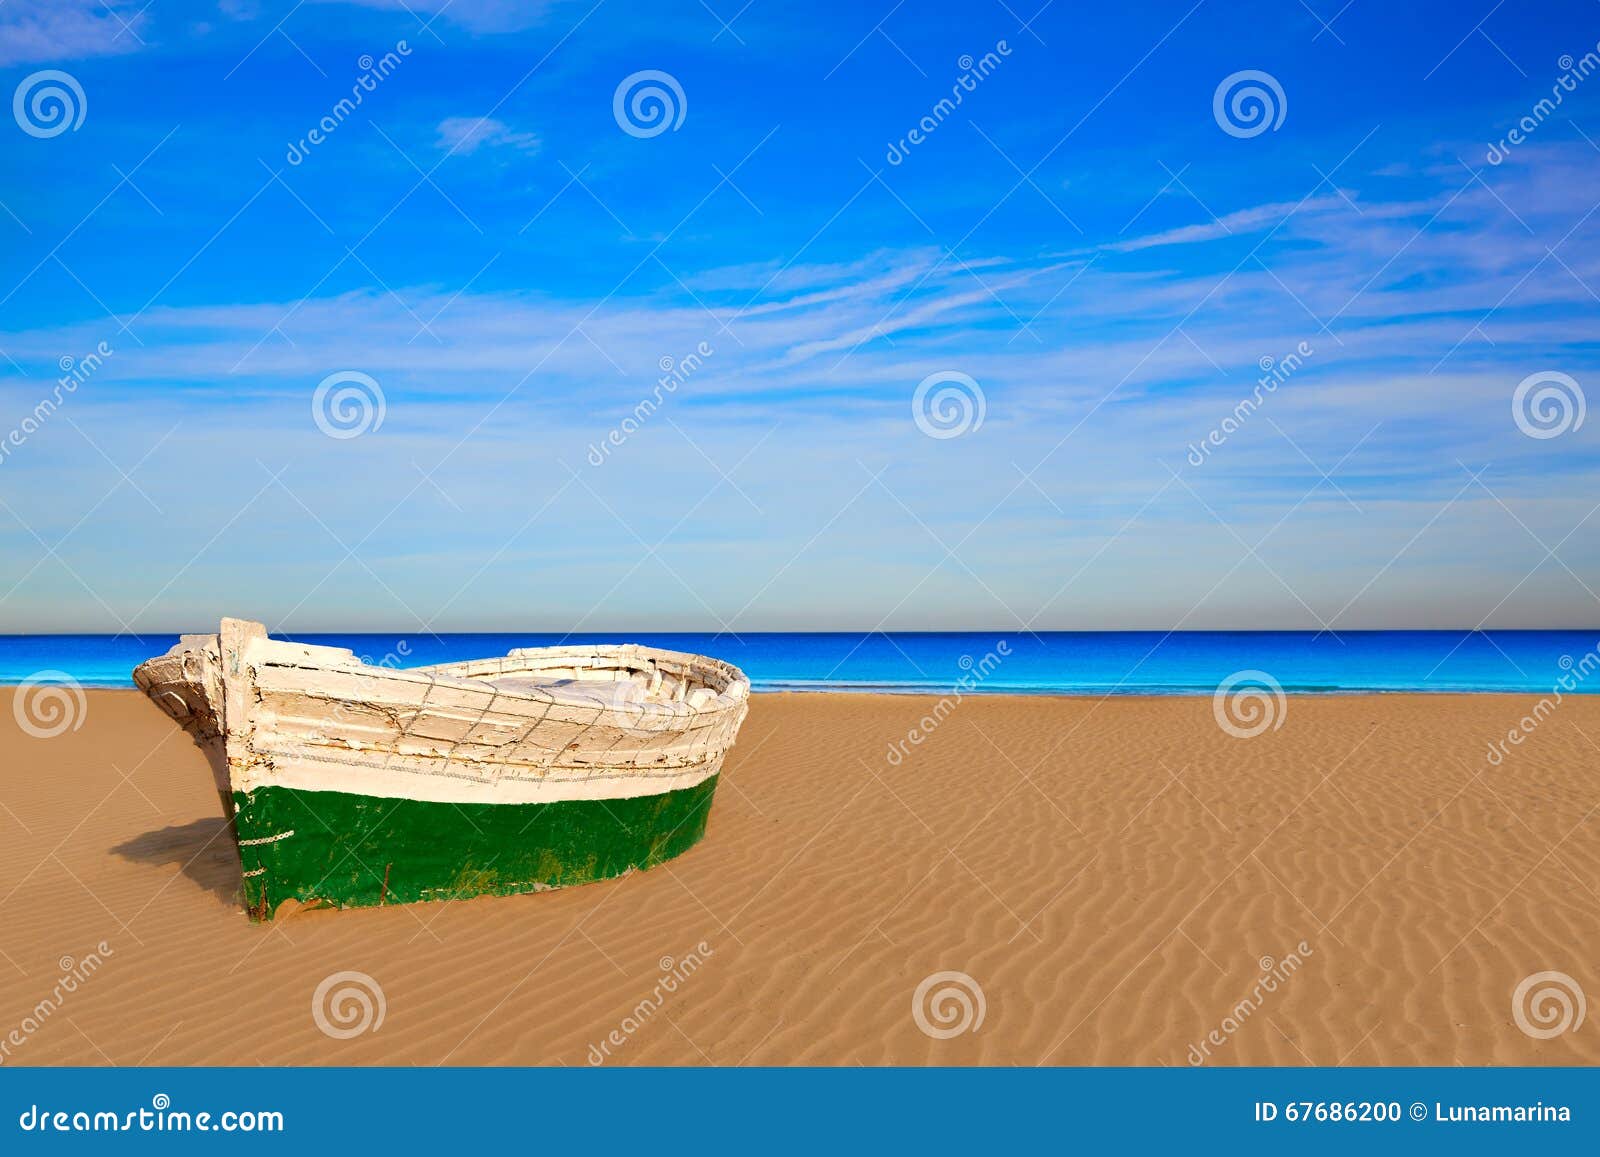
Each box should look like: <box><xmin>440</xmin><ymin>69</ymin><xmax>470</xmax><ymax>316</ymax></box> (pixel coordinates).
<box><xmin>2</xmin><ymin>690</ymin><xmax>1598</xmax><ymax>1065</ymax></box>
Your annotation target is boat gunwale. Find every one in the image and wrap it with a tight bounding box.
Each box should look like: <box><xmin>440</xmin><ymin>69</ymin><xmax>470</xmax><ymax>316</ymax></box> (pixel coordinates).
<box><xmin>412</xmin><ymin>644</ymin><xmax>751</xmax><ymax>708</ymax></box>
<box><xmin>135</xmin><ymin>634</ymin><xmax>752</xmax><ymax>722</ymax></box>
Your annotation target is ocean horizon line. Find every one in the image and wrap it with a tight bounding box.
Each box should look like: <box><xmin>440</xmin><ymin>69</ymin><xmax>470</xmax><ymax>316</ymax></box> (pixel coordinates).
<box><xmin>3</xmin><ymin>626</ymin><xmax>1598</xmax><ymax>639</ymax></box>
<box><xmin>2</xmin><ymin>629</ymin><xmax>1596</xmax><ymax>696</ymax></box>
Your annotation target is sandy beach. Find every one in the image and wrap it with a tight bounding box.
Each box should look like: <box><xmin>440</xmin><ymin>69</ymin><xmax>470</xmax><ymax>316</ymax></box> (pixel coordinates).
<box><xmin>0</xmin><ymin>687</ymin><xmax>1595</xmax><ymax>1067</ymax></box>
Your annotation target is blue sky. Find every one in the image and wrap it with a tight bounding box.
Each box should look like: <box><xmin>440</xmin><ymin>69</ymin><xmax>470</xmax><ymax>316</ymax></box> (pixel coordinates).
<box><xmin>1</xmin><ymin>0</ymin><xmax>1598</xmax><ymax>632</ymax></box>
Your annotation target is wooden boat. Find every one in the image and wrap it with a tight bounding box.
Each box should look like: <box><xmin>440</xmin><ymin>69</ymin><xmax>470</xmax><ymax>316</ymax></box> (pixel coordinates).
<box><xmin>133</xmin><ymin>619</ymin><xmax>750</xmax><ymax>920</ymax></box>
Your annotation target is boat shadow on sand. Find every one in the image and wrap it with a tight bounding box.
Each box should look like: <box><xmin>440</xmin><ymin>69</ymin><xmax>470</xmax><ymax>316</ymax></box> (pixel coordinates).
<box><xmin>112</xmin><ymin>816</ymin><xmax>243</xmax><ymax>908</ymax></box>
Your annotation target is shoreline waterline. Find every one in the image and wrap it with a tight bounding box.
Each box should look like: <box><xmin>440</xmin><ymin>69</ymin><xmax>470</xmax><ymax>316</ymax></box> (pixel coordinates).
<box><xmin>3</xmin><ymin>627</ymin><xmax>1598</xmax><ymax>696</ymax></box>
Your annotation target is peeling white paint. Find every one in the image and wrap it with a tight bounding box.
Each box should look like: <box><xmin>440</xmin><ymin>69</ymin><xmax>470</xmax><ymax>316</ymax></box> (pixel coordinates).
<box><xmin>134</xmin><ymin>619</ymin><xmax>751</xmax><ymax>807</ymax></box>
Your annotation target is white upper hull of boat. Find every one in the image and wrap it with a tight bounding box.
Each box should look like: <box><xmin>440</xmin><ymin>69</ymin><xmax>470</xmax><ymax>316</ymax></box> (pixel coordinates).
<box><xmin>134</xmin><ymin>619</ymin><xmax>751</xmax><ymax>806</ymax></box>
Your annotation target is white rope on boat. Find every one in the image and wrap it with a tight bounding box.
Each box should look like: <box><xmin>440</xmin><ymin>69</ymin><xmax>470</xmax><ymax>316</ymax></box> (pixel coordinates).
<box><xmin>241</xmin><ymin>867</ymin><xmax>266</xmax><ymax>878</ymax></box>
<box><xmin>238</xmin><ymin>829</ymin><xmax>295</xmax><ymax>846</ymax></box>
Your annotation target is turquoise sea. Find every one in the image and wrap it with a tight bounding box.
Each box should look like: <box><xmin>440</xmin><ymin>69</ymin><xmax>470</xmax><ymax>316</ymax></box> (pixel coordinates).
<box><xmin>0</xmin><ymin>630</ymin><xmax>1595</xmax><ymax>694</ymax></box>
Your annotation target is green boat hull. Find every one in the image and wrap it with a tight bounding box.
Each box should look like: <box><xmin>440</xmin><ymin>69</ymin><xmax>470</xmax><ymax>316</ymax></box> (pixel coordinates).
<box><xmin>231</xmin><ymin>775</ymin><xmax>720</xmax><ymax>920</ymax></box>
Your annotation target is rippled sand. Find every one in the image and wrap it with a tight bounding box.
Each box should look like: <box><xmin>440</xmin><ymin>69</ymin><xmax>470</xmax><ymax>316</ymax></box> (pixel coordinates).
<box><xmin>0</xmin><ymin>689</ymin><xmax>1594</xmax><ymax>1066</ymax></box>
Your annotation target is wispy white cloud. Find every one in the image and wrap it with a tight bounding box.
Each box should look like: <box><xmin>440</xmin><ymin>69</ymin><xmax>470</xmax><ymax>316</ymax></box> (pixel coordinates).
<box><xmin>1105</xmin><ymin>196</ymin><xmax>1349</xmax><ymax>252</ymax></box>
<box><xmin>434</xmin><ymin>116</ymin><xmax>541</xmax><ymax>156</ymax></box>
<box><xmin>1</xmin><ymin>148</ymin><xmax>1596</xmax><ymax>631</ymax></box>
<box><xmin>0</xmin><ymin>0</ymin><xmax>147</xmax><ymax>66</ymax></box>
<box><xmin>314</xmin><ymin>0</ymin><xmax>558</xmax><ymax>34</ymax></box>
